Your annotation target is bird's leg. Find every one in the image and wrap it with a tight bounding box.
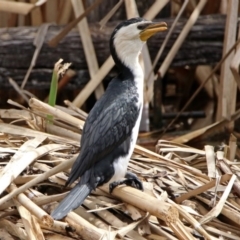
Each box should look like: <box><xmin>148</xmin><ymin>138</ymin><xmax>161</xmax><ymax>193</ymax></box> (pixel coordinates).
<box><xmin>109</xmin><ymin>172</ymin><xmax>143</xmax><ymax>193</ymax></box>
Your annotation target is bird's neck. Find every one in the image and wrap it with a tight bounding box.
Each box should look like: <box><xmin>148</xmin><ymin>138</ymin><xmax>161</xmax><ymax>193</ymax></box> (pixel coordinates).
<box><xmin>111</xmin><ymin>40</ymin><xmax>144</xmax><ymax>81</ymax></box>
<box><xmin>120</xmin><ymin>54</ymin><xmax>143</xmax><ymax>82</ymax></box>
<box><xmin>111</xmin><ymin>41</ymin><xmax>144</xmax><ymax>109</ymax></box>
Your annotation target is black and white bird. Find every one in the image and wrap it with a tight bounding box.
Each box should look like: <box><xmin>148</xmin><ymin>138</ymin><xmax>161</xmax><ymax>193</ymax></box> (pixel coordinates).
<box><xmin>51</xmin><ymin>18</ymin><xmax>167</xmax><ymax>220</ymax></box>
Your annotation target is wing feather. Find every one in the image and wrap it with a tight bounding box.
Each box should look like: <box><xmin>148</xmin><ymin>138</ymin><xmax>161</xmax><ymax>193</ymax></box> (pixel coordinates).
<box><xmin>66</xmin><ymin>79</ymin><xmax>140</xmax><ymax>186</ymax></box>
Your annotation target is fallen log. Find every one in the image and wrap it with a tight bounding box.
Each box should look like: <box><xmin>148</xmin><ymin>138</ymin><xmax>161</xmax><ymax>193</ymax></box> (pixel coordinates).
<box><xmin>0</xmin><ymin>14</ymin><xmax>225</xmax><ymax>68</ymax></box>
<box><xmin>0</xmin><ymin>14</ymin><xmax>225</xmax><ymax>89</ymax></box>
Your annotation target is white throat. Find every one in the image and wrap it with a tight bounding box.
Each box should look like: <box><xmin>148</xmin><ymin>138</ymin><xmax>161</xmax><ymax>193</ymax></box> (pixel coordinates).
<box><xmin>113</xmin><ymin>30</ymin><xmax>145</xmax><ymax>80</ymax></box>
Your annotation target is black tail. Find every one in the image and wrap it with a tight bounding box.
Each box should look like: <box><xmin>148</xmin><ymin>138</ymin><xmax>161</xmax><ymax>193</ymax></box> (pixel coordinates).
<box><xmin>51</xmin><ymin>183</ymin><xmax>92</xmax><ymax>220</ymax></box>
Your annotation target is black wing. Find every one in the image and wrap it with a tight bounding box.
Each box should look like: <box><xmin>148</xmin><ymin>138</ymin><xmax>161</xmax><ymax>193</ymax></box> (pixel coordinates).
<box><xmin>66</xmin><ymin>79</ymin><xmax>140</xmax><ymax>186</ymax></box>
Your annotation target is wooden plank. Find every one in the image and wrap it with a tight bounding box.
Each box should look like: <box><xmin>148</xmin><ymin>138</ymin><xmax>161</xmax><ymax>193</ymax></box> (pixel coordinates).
<box><xmin>30</xmin><ymin>0</ymin><xmax>43</xmax><ymax>26</ymax></box>
<box><xmin>124</xmin><ymin>0</ymin><xmax>138</xmax><ymax>18</ymax></box>
<box><xmin>7</xmin><ymin>13</ymin><xmax>17</xmax><ymax>27</ymax></box>
<box><xmin>0</xmin><ymin>0</ymin><xmax>34</xmax><ymax>15</ymax></box>
<box><xmin>171</xmin><ymin>0</ymin><xmax>180</xmax><ymax>16</ymax></box>
<box><xmin>71</xmin><ymin>0</ymin><xmax>104</xmax><ymax>100</ymax></box>
<box><xmin>220</xmin><ymin>0</ymin><xmax>228</xmax><ymax>14</ymax></box>
<box><xmin>17</xmin><ymin>0</ymin><xmax>26</xmax><ymax>26</ymax></box>
<box><xmin>45</xmin><ymin>0</ymin><xmax>58</xmax><ymax>22</ymax></box>
<box><xmin>0</xmin><ymin>0</ymin><xmax>17</xmax><ymax>27</ymax></box>
<box><xmin>217</xmin><ymin>0</ymin><xmax>238</xmax><ymax>129</ymax></box>
<box><xmin>143</xmin><ymin>0</ymin><xmax>169</xmax><ymax>20</ymax></box>
<box><xmin>57</xmin><ymin>0</ymin><xmax>72</xmax><ymax>25</ymax></box>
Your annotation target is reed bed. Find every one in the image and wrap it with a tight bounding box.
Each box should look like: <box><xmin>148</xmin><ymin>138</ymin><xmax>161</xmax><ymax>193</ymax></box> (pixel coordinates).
<box><xmin>0</xmin><ymin>98</ymin><xmax>239</xmax><ymax>240</ymax></box>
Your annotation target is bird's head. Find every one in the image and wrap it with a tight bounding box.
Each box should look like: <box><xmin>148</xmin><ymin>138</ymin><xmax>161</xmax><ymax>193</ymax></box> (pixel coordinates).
<box><xmin>110</xmin><ymin>18</ymin><xmax>167</xmax><ymax>72</ymax></box>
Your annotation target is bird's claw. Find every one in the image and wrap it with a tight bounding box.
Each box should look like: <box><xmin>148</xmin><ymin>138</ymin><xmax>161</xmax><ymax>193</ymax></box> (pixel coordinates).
<box><xmin>109</xmin><ymin>181</ymin><xmax>120</xmax><ymax>193</ymax></box>
<box><xmin>126</xmin><ymin>178</ymin><xmax>144</xmax><ymax>191</ymax></box>
<box><xmin>109</xmin><ymin>178</ymin><xmax>143</xmax><ymax>193</ymax></box>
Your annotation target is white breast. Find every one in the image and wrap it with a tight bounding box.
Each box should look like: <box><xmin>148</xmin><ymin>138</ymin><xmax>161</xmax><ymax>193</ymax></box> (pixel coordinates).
<box><xmin>109</xmin><ymin>64</ymin><xmax>143</xmax><ymax>183</ymax></box>
<box><xmin>110</xmin><ymin>110</ymin><xmax>142</xmax><ymax>183</ymax></box>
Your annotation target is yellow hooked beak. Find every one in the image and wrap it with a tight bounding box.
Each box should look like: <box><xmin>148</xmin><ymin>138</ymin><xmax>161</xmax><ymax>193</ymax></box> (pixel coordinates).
<box><xmin>139</xmin><ymin>22</ymin><xmax>167</xmax><ymax>41</ymax></box>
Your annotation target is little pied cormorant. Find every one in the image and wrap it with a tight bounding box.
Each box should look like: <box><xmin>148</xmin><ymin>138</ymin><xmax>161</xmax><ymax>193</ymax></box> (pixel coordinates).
<box><xmin>51</xmin><ymin>18</ymin><xmax>167</xmax><ymax>220</ymax></box>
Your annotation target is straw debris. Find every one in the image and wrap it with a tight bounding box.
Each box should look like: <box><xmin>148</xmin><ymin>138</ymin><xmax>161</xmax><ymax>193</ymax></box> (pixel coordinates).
<box><xmin>0</xmin><ymin>98</ymin><xmax>239</xmax><ymax>239</ymax></box>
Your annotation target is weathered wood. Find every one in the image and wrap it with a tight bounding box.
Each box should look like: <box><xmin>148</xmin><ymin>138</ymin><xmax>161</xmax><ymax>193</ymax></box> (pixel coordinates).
<box><xmin>0</xmin><ymin>15</ymin><xmax>225</xmax><ymax>97</ymax></box>
<box><xmin>217</xmin><ymin>0</ymin><xmax>238</xmax><ymax>129</ymax></box>
<box><xmin>0</xmin><ymin>15</ymin><xmax>226</xmax><ymax>88</ymax></box>
<box><xmin>72</xmin><ymin>0</ymin><xmax>104</xmax><ymax>100</ymax></box>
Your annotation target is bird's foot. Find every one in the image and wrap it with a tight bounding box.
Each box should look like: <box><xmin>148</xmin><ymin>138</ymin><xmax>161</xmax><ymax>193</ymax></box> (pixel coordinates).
<box><xmin>109</xmin><ymin>172</ymin><xmax>143</xmax><ymax>193</ymax></box>
<box><xmin>125</xmin><ymin>171</ymin><xmax>144</xmax><ymax>191</ymax></box>
<box><xmin>109</xmin><ymin>181</ymin><xmax>122</xmax><ymax>193</ymax></box>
